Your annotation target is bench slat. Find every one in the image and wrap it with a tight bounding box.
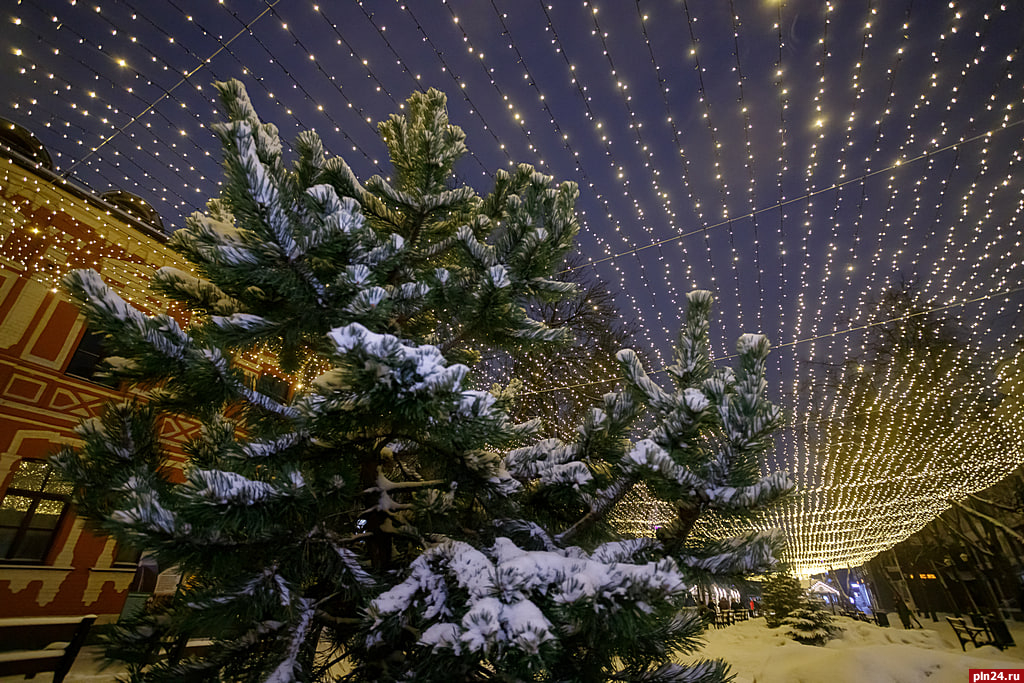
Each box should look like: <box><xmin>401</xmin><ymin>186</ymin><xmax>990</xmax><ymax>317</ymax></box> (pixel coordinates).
<box><xmin>0</xmin><ymin>615</ymin><xmax>96</xmax><ymax>683</ymax></box>
<box><xmin>0</xmin><ymin>650</ymin><xmax>65</xmax><ymax>663</ymax></box>
<box><xmin>0</xmin><ymin>650</ymin><xmax>66</xmax><ymax>679</ymax></box>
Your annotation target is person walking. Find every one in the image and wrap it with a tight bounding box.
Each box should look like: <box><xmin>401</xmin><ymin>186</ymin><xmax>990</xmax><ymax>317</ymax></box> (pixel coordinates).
<box><xmin>894</xmin><ymin>594</ymin><xmax>923</xmax><ymax>629</ymax></box>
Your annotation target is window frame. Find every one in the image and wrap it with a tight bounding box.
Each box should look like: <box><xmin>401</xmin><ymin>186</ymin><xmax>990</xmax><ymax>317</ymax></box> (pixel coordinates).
<box><xmin>64</xmin><ymin>327</ymin><xmax>116</xmax><ymax>387</ymax></box>
<box><xmin>255</xmin><ymin>372</ymin><xmax>291</xmax><ymax>403</ymax></box>
<box><xmin>0</xmin><ymin>459</ymin><xmax>72</xmax><ymax>564</ymax></box>
<box><xmin>112</xmin><ymin>541</ymin><xmax>142</xmax><ymax>568</ymax></box>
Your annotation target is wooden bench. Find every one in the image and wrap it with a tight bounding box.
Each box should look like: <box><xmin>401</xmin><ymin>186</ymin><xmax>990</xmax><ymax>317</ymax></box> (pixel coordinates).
<box><xmin>840</xmin><ymin>609</ymin><xmax>871</xmax><ymax>622</ymax></box>
<box><xmin>0</xmin><ymin>614</ymin><xmax>97</xmax><ymax>682</ymax></box>
<box><xmin>969</xmin><ymin>614</ymin><xmax>1016</xmax><ymax>650</ymax></box>
<box><xmin>947</xmin><ymin>616</ymin><xmax>994</xmax><ymax>651</ymax></box>
<box><xmin>711</xmin><ymin>610</ymin><xmax>738</xmax><ymax>628</ymax></box>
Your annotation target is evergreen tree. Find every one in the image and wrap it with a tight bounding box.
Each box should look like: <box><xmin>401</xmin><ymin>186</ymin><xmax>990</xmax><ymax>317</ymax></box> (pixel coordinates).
<box><xmin>762</xmin><ymin>571</ymin><xmax>804</xmax><ymax>628</ymax></box>
<box><xmin>368</xmin><ymin>288</ymin><xmax>793</xmax><ymax>681</ymax></box>
<box><xmin>782</xmin><ymin>597</ymin><xmax>840</xmax><ymax>646</ymax></box>
<box><xmin>53</xmin><ymin>81</ymin><xmax>791</xmax><ymax>683</ymax></box>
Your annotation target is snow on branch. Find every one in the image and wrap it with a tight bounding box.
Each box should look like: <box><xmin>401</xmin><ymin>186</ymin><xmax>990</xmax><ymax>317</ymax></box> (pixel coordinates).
<box><xmin>301</xmin><ymin>185</ymin><xmax>364</xmax><ymax>253</ymax></box>
<box><xmin>66</xmin><ymin>269</ymin><xmax>191</xmax><ymax>361</ymax></box>
<box><xmin>183</xmin><ymin>468</ymin><xmax>304</xmax><ymax>506</ymax></box>
<box><xmin>365</xmin><ymin>233</ymin><xmax>405</xmax><ymax>267</ymax></box>
<box><xmin>263</xmin><ymin>599</ymin><xmax>315</xmax><ymax>683</ymax></box>
<box><xmin>343</xmin><ymin>286</ymin><xmax>388</xmax><ymax>315</ymax></box>
<box><xmin>676</xmin><ymin>529</ymin><xmax>784</xmax><ymax>576</ymax></box>
<box><xmin>703</xmin><ymin>471</ymin><xmax>794</xmax><ymax>510</ymax></box>
<box><xmin>174</xmin><ymin>213</ymin><xmax>261</xmax><ymax>266</ymax></box>
<box><xmin>211</xmin><ymin>312</ymin><xmax>274</xmax><ymax>335</ymax></box>
<box><xmin>73</xmin><ymin>413</ymin><xmax>135</xmax><ymax>461</ymax></box>
<box><xmin>617</xmin><ymin>349</ymin><xmax>674</xmax><ymax>413</ymax></box>
<box><xmin>220</xmin><ymin>117</ymin><xmax>298</xmax><ymax>259</ymax></box>
<box><xmin>319</xmin><ymin>322</ymin><xmax>469</xmax><ymax>397</ymax></box>
<box><xmin>625</xmin><ymin>439</ymin><xmax>701</xmax><ymax>490</ymax></box>
<box><xmin>111</xmin><ymin>476</ymin><xmax>188</xmax><ymax>538</ymax></box>
<box><xmin>372</xmin><ymin>538</ymin><xmax>686</xmax><ymax>659</ymax></box>
<box><xmin>152</xmin><ymin>266</ymin><xmax>241</xmax><ymax>315</ymax></box>
<box><xmin>319</xmin><ymin>155</ymin><xmax>367</xmax><ymax>202</ymax></box>
<box><xmin>329</xmin><ymin>545</ymin><xmax>375</xmax><ymax>589</ymax></box>
<box><xmin>457</xmin><ymin>225</ymin><xmax>498</xmax><ymax>267</ymax></box>
<box><xmin>506</xmin><ymin>439</ymin><xmax>582</xmax><ymax>480</ymax></box>
<box><xmin>67</xmin><ymin>274</ymin><xmax>298</xmax><ymax>420</ymax></box>
<box><xmin>591</xmin><ymin>538</ymin><xmax>661</xmax><ymax>564</ymax></box>
<box><xmin>413</xmin><ymin>185</ymin><xmax>476</xmax><ymax>212</ymax></box>
<box><xmin>242</xmin><ymin>433</ymin><xmax>303</xmax><ymax>459</ymax></box>
<box><xmin>668</xmin><ymin>290</ymin><xmax>714</xmax><ymax>387</ymax></box>
<box><xmin>488</xmin><ymin>264</ymin><xmax>511</xmax><ymax>289</ymax></box>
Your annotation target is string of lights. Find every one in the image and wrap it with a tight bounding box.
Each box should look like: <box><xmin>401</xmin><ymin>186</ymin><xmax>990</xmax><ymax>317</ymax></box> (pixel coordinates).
<box><xmin>517</xmin><ymin>283</ymin><xmax>1024</xmax><ymax>397</ymax></box>
<box><xmin>558</xmin><ymin>116</ymin><xmax>1024</xmax><ymax>274</ymax></box>
<box><xmin>65</xmin><ymin>1</ymin><xmax>282</xmax><ymax>175</ymax></box>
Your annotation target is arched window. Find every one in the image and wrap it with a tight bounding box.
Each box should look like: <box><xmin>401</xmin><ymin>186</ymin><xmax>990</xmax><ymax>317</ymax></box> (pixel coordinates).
<box><xmin>0</xmin><ymin>460</ymin><xmax>72</xmax><ymax>563</ymax></box>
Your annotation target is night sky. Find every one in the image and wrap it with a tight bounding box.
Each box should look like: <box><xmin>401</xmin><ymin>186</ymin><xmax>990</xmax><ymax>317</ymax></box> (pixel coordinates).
<box><xmin>2</xmin><ymin>0</ymin><xmax>1022</xmax><ymax>573</ymax></box>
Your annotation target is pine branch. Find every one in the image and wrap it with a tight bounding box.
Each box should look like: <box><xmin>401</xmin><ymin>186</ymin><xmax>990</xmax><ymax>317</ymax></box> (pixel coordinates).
<box><xmin>555</xmin><ymin>472</ymin><xmax>638</xmax><ymax>546</ymax></box>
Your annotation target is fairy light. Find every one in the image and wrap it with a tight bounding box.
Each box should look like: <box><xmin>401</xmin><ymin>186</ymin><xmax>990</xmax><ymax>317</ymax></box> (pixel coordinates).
<box><xmin>1</xmin><ymin>0</ymin><xmax>1022</xmax><ymax>576</ymax></box>
<box><xmin>678</xmin><ymin>0</ymin><xmax>743</xmax><ymax>331</ymax></box>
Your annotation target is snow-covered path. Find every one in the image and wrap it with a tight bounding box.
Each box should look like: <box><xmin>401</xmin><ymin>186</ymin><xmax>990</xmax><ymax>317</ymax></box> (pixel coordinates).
<box><xmin>8</xmin><ymin>612</ymin><xmax>1023</xmax><ymax>682</ymax></box>
<box><xmin>697</xmin><ymin>614</ymin><xmax>1024</xmax><ymax>683</ymax></box>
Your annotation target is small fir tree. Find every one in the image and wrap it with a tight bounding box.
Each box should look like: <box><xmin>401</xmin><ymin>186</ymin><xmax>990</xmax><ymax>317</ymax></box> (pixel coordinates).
<box><xmin>53</xmin><ymin>81</ymin><xmax>791</xmax><ymax>683</ymax></box>
<box><xmin>783</xmin><ymin>597</ymin><xmax>840</xmax><ymax>646</ymax></box>
<box><xmin>762</xmin><ymin>571</ymin><xmax>805</xmax><ymax>628</ymax></box>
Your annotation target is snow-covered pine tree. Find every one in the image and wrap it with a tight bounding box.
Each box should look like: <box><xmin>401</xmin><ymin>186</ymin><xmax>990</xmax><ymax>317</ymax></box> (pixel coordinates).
<box><xmin>762</xmin><ymin>570</ymin><xmax>805</xmax><ymax>628</ymax></box>
<box><xmin>55</xmin><ymin>81</ymin><xmax>579</xmax><ymax>682</ymax></box>
<box><xmin>783</xmin><ymin>597</ymin><xmax>840</xmax><ymax>646</ymax></box>
<box><xmin>53</xmin><ymin>80</ymin><xmax>792</xmax><ymax>683</ymax></box>
<box><xmin>368</xmin><ymin>289</ymin><xmax>794</xmax><ymax>681</ymax></box>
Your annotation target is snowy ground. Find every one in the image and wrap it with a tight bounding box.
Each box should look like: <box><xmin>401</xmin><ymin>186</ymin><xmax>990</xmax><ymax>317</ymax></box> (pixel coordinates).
<box><xmin>5</xmin><ymin>613</ymin><xmax>1022</xmax><ymax>681</ymax></box>
<box><xmin>697</xmin><ymin>614</ymin><xmax>1024</xmax><ymax>683</ymax></box>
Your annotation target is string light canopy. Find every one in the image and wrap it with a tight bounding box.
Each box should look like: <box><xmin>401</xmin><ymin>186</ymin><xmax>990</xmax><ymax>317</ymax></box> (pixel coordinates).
<box><xmin>1</xmin><ymin>0</ymin><xmax>1021</xmax><ymax>576</ymax></box>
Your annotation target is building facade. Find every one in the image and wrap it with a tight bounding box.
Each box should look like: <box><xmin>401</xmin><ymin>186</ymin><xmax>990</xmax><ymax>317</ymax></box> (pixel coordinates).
<box><xmin>0</xmin><ymin>134</ymin><xmax>198</xmax><ymax>621</ymax></box>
